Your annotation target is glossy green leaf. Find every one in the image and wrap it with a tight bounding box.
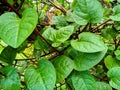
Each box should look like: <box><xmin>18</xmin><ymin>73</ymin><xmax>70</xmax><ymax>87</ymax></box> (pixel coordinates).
<box><xmin>66</xmin><ymin>11</ymin><xmax>87</xmax><ymax>25</ymax></box>
<box><xmin>96</xmin><ymin>82</ymin><xmax>112</xmax><ymax>90</ymax></box>
<box><xmin>42</xmin><ymin>26</ymin><xmax>56</xmax><ymax>42</ymax></box>
<box><xmin>101</xmin><ymin>27</ymin><xmax>117</xmax><ymax>40</ymax></box>
<box><xmin>52</xmin><ymin>16</ymin><xmax>68</xmax><ymax>28</ymax></box>
<box><xmin>58</xmin><ymin>0</ymin><xmax>64</xmax><ymax>4</ymax></box>
<box><xmin>34</xmin><ymin>36</ymin><xmax>50</xmax><ymax>50</ymax></box>
<box><xmin>52</xmin><ymin>55</ymin><xmax>74</xmax><ymax>83</ymax></box>
<box><xmin>110</xmin><ymin>5</ymin><xmax>120</xmax><ymax>21</ymax></box>
<box><xmin>73</xmin><ymin>0</ymin><xmax>104</xmax><ymax>23</ymax></box>
<box><xmin>0</xmin><ymin>46</ymin><xmax>17</xmax><ymax>64</ymax></box>
<box><xmin>0</xmin><ymin>66</ymin><xmax>21</xmax><ymax>90</ymax></box>
<box><xmin>25</xmin><ymin>60</ymin><xmax>56</xmax><ymax>90</ymax></box>
<box><xmin>43</xmin><ymin>26</ymin><xmax>74</xmax><ymax>47</ymax></box>
<box><xmin>67</xmin><ymin>47</ymin><xmax>107</xmax><ymax>71</ymax></box>
<box><xmin>71</xmin><ymin>32</ymin><xmax>106</xmax><ymax>53</ymax></box>
<box><xmin>0</xmin><ymin>8</ymin><xmax>38</xmax><ymax>48</ymax></box>
<box><xmin>67</xmin><ymin>71</ymin><xmax>96</xmax><ymax>90</ymax></box>
<box><xmin>114</xmin><ymin>50</ymin><xmax>120</xmax><ymax>60</ymax></box>
<box><xmin>104</xmin><ymin>55</ymin><xmax>120</xmax><ymax>69</ymax></box>
<box><xmin>107</xmin><ymin>67</ymin><xmax>120</xmax><ymax>89</ymax></box>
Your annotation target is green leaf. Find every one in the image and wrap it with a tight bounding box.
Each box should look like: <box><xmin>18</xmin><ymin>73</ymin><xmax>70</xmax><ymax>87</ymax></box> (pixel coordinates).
<box><xmin>0</xmin><ymin>46</ymin><xmax>17</xmax><ymax>64</ymax></box>
<box><xmin>52</xmin><ymin>16</ymin><xmax>68</xmax><ymax>28</ymax></box>
<box><xmin>0</xmin><ymin>8</ymin><xmax>38</xmax><ymax>48</ymax></box>
<box><xmin>110</xmin><ymin>5</ymin><xmax>120</xmax><ymax>21</ymax></box>
<box><xmin>66</xmin><ymin>11</ymin><xmax>87</xmax><ymax>25</ymax></box>
<box><xmin>52</xmin><ymin>55</ymin><xmax>74</xmax><ymax>83</ymax></box>
<box><xmin>107</xmin><ymin>67</ymin><xmax>120</xmax><ymax>89</ymax></box>
<box><xmin>73</xmin><ymin>0</ymin><xmax>104</xmax><ymax>23</ymax></box>
<box><xmin>104</xmin><ymin>55</ymin><xmax>120</xmax><ymax>69</ymax></box>
<box><xmin>34</xmin><ymin>36</ymin><xmax>50</xmax><ymax>50</ymax></box>
<box><xmin>0</xmin><ymin>66</ymin><xmax>21</xmax><ymax>90</ymax></box>
<box><xmin>71</xmin><ymin>32</ymin><xmax>106</xmax><ymax>53</ymax></box>
<box><xmin>42</xmin><ymin>26</ymin><xmax>56</xmax><ymax>42</ymax></box>
<box><xmin>67</xmin><ymin>71</ymin><xmax>96</xmax><ymax>90</ymax></box>
<box><xmin>43</xmin><ymin>26</ymin><xmax>74</xmax><ymax>47</ymax></box>
<box><xmin>67</xmin><ymin>47</ymin><xmax>107</xmax><ymax>71</ymax></box>
<box><xmin>114</xmin><ymin>50</ymin><xmax>120</xmax><ymax>60</ymax></box>
<box><xmin>101</xmin><ymin>27</ymin><xmax>117</xmax><ymax>40</ymax></box>
<box><xmin>96</xmin><ymin>82</ymin><xmax>112</xmax><ymax>90</ymax></box>
<box><xmin>58</xmin><ymin>0</ymin><xmax>64</xmax><ymax>4</ymax></box>
<box><xmin>25</xmin><ymin>60</ymin><xmax>56</xmax><ymax>90</ymax></box>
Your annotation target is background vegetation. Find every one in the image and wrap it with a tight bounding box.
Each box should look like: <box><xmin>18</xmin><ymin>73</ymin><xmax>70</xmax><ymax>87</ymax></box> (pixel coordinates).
<box><xmin>0</xmin><ymin>0</ymin><xmax>120</xmax><ymax>90</ymax></box>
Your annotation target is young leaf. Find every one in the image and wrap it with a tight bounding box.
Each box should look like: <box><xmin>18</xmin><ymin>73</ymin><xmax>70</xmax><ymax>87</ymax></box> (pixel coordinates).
<box><xmin>110</xmin><ymin>5</ymin><xmax>120</xmax><ymax>21</ymax></box>
<box><xmin>73</xmin><ymin>0</ymin><xmax>104</xmax><ymax>23</ymax></box>
<box><xmin>71</xmin><ymin>32</ymin><xmax>106</xmax><ymax>53</ymax></box>
<box><xmin>114</xmin><ymin>50</ymin><xmax>120</xmax><ymax>60</ymax></box>
<box><xmin>0</xmin><ymin>8</ymin><xmax>38</xmax><ymax>48</ymax></box>
<box><xmin>107</xmin><ymin>67</ymin><xmax>120</xmax><ymax>90</ymax></box>
<box><xmin>67</xmin><ymin>71</ymin><xmax>96</xmax><ymax>90</ymax></box>
<box><xmin>52</xmin><ymin>55</ymin><xmax>74</xmax><ymax>83</ymax></box>
<box><xmin>43</xmin><ymin>26</ymin><xmax>74</xmax><ymax>47</ymax></box>
<box><xmin>67</xmin><ymin>47</ymin><xmax>107</xmax><ymax>71</ymax></box>
<box><xmin>96</xmin><ymin>82</ymin><xmax>112</xmax><ymax>90</ymax></box>
<box><xmin>52</xmin><ymin>16</ymin><xmax>68</xmax><ymax>28</ymax></box>
<box><xmin>25</xmin><ymin>60</ymin><xmax>56</xmax><ymax>90</ymax></box>
<box><xmin>104</xmin><ymin>55</ymin><xmax>120</xmax><ymax>69</ymax></box>
<box><xmin>0</xmin><ymin>46</ymin><xmax>17</xmax><ymax>64</ymax></box>
<box><xmin>0</xmin><ymin>66</ymin><xmax>21</xmax><ymax>90</ymax></box>
<box><xmin>101</xmin><ymin>27</ymin><xmax>117</xmax><ymax>40</ymax></box>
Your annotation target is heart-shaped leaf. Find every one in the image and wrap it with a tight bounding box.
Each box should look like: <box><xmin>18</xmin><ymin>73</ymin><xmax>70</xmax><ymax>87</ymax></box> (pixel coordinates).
<box><xmin>67</xmin><ymin>71</ymin><xmax>96</xmax><ymax>90</ymax></box>
<box><xmin>71</xmin><ymin>32</ymin><xmax>106</xmax><ymax>53</ymax></box>
<box><xmin>0</xmin><ymin>66</ymin><xmax>21</xmax><ymax>90</ymax></box>
<box><xmin>104</xmin><ymin>55</ymin><xmax>120</xmax><ymax>69</ymax></box>
<box><xmin>96</xmin><ymin>82</ymin><xmax>112</xmax><ymax>90</ymax></box>
<box><xmin>72</xmin><ymin>0</ymin><xmax>104</xmax><ymax>23</ymax></box>
<box><xmin>67</xmin><ymin>47</ymin><xmax>107</xmax><ymax>71</ymax></box>
<box><xmin>107</xmin><ymin>67</ymin><xmax>120</xmax><ymax>89</ymax></box>
<box><xmin>24</xmin><ymin>60</ymin><xmax>56</xmax><ymax>90</ymax></box>
<box><xmin>0</xmin><ymin>8</ymin><xmax>38</xmax><ymax>48</ymax></box>
<box><xmin>52</xmin><ymin>55</ymin><xmax>74</xmax><ymax>83</ymax></box>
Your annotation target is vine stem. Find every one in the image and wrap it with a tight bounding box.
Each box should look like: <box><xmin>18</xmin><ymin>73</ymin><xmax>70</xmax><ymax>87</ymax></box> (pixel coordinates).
<box><xmin>90</xmin><ymin>19</ymin><xmax>111</xmax><ymax>31</ymax></box>
<box><xmin>114</xmin><ymin>39</ymin><xmax>120</xmax><ymax>51</ymax></box>
<box><xmin>2</xmin><ymin>0</ymin><xmax>22</xmax><ymax>18</ymax></box>
<box><xmin>47</xmin><ymin>0</ymin><xmax>66</xmax><ymax>14</ymax></box>
<box><xmin>34</xmin><ymin>28</ymin><xmax>59</xmax><ymax>53</ymax></box>
<box><xmin>17</xmin><ymin>0</ymin><xmax>25</xmax><ymax>10</ymax></box>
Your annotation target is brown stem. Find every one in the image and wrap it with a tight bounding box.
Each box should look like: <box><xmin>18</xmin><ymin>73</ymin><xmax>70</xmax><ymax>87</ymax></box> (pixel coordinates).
<box><xmin>90</xmin><ymin>19</ymin><xmax>111</xmax><ymax>31</ymax></box>
<box><xmin>0</xmin><ymin>63</ymin><xmax>5</xmax><ymax>67</ymax></box>
<box><xmin>48</xmin><ymin>0</ymin><xmax>66</xmax><ymax>15</ymax></box>
<box><xmin>2</xmin><ymin>0</ymin><xmax>22</xmax><ymax>18</ymax></box>
<box><xmin>80</xmin><ymin>23</ymin><xmax>90</xmax><ymax>33</ymax></box>
<box><xmin>0</xmin><ymin>71</ymin><xmax>6</xmax><ymax>77</ymax></box>
<box><xmin>16</xmin><ymin>58</ymin><xmax>36</xmax><ymax>61</ymax></box>
<box><xmin>114</xmin><ymin>39</ymin><xmax>120</xmax><ymax>51</ymax></box>
<box><xmin>34</xmin><ymin>28</ymin><xmax>59</xmax><ymax>53</ymax></box>
<box><xmin>17</xmin><ymin>0</ymin><xmax>24</xmax><ymax>10</ymax></box>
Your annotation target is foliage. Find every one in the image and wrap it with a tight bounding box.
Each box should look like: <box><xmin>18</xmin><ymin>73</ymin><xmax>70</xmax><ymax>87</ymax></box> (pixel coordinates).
<box><xmin>0</xmin><ymin>0</ymin><xmax>120</xmax><ymax>90</ymax></box>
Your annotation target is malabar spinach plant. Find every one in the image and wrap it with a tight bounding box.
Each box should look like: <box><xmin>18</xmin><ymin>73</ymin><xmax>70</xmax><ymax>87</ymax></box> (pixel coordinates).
<box><xmin>0</xmin><ymin>0</ymin><xmax>120</xmax><ymax>90</ymax></box>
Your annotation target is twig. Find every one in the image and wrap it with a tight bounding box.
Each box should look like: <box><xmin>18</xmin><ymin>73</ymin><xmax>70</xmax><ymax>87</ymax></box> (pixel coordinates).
<box><xmin>0</xmin><ymin>63</ymin><xmax>5</xmax><ymax>67</ymax></box>
<box><xmin>0</xmin><ymin>71</ymin><xmax>6</xmax><ymax>77</ymax></box>
<box><xmin>80</xmin><ymin>23</ymin><xmax>90</xmax><ymax>33</ymax></box>
<box><xmin>17</xmin><ymin>0</ymin><xmax>24</xmax><ymax>10</ymax></box>
<box><xmin>90</xmin><ymin>19</ymin><xmax>111</xmax><ymax>31</ymax></box>
<box><xmin>114</xmin><ymin>39</ymin><xmax>120</xmax><ymax>51</ymax></box>
<box><xmin>16</xmin><ymin>58</ymin><xmax>36</xmax><ymax>61</ymax></box>
<box><xmin>47</xmin><ymin>0</ymin><xmax>66</xmax><ymax>14</ymax></box>
<box><xmin>34</xmin><ymin>28</ymin><xmax>59</xmax><ymax>53</ymax></box>
<box><xmin>2</xmin><ymin>0</ymin><xmax>22</xmax><ymax>18</ymax></box>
